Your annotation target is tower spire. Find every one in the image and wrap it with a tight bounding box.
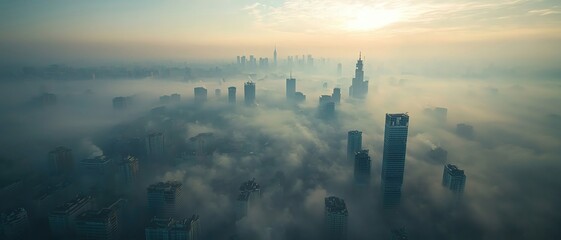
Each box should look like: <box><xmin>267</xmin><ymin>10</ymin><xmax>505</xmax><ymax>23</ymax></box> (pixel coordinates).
<box><xmin>359</xmin><ymin>51</ymin><xmax>362</xmax><ymax>60</ymax></box>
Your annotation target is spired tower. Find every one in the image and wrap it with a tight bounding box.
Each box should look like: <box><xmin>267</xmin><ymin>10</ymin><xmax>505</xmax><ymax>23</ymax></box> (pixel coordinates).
<box><xmin>349</xmin><ymin>53</ymin><xmax>368</xmax><ymax>99</ymax></box>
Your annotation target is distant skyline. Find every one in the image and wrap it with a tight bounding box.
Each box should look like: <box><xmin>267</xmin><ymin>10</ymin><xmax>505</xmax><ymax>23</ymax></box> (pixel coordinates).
<box><xmin>1</xmin><ymin>0</ymin><xmax>561</xmax><ymax>64</ymax></box>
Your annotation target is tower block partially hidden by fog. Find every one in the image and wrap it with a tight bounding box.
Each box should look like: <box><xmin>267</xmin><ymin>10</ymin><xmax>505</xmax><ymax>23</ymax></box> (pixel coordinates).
<box><xmin>349</xmin><ymin>53</ymin><xmax>368</xmax><ymax>99</ymax></box>
<box><xmin>381</xmin><ymin>113</ymin><xmax>410</xmax><ymax>208</ymax></box>
<box><xmin>244</xmin><ymin>81</ymin><xmax>256</xmax><ymax>107</ymax></box>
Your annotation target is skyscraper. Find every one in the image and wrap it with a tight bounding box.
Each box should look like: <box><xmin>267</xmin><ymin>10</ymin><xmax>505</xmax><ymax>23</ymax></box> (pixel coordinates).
<box><xmin>1</xmin><ymin>208</ymin><xmax>29</xmax><ymax>240</ymax></box>
<box><xmin>118</xmin><ymin>155</ymin><xmax>139</xmax><ymax>186</ymax></box>
<box><xmin>48</xmin><ymin>195</ymin><xmax>94</xmax><ymax>238</ymax></box>
<box><xmin>193</xmin><ymin>87</ymin><xmax>207</xmax><ymax>104</ymax></box>
<box><xmin>332</xmin><ymin>88</ymin><xmax>341</xmax><ymax>104</ymax></box>
<box><xmin>347</xmin><ymin>130</ymin><xmax>362</xmax><ymax>161</ymax></box>
<box><xmin>354</xmin><ymin>150</ymin><xmax>371</xmax><ymax>185</ymax></box>
<box><xmin>244</xmin><ymin>82</ymin><xmax>256</xmax><ymax>106</ymax></box>
<box><xmin>74</xmin><ymin>208</ymin><xmax>119</xmax><ymax>240</ymax></box>
<box><xmin>48</xmin><ymin>146</ymin><xmax>74</xmax><ymax>176</ymax></box>
<box><xmin>442</xmin><ymin>164</ymin><xmax>466</xmax><ymax>195</ymax></box>
<box><xmin>146</xmin><ymin>132</ymin><xmax>165</xmax><ymax>158</ymax></box>
<box><xmin>273</xmin><ymin>47</ymin><xmax>277</xmax><ymax>68</ymax></box>
<box><xmin>324</xmin><ymin>196</ymin><xmax>348</xmax><ymax>240</ymax></box>
<box><xmin>228</xmin><ymin>87</ymin><xmax>236</xmax><ymax>104</ymax></box>
<box><xmin>286</xmin><ymin>76</ymin><xmax>296</xmax><ymax>101</ymax></box>
<box><xmin>381</xmin><ymin>113</ymin><xmax>410</xmax><ymax>208</ymax></box>
<box><xmin>349</xmin><ymin>53</ymin><xmax>368</xmax><ymax>99</ymax></box>
<box><xmin>147</xmin><ymin>181</ymin><xmax>182</xmax><ymax>218</ymax></box>
<box><xmin>145</xmin><ymin>215</ymin><xmax>200</xmax><ymax>240</ymax></box>
<box><xmin>319</xmin><ymin>95</ymin><xmax>335</xmax><ymax>119</ymax></box>
<box><xmin>236</xmin><ymin>178</ymin><xmax>261</xmax><ymax>220</ymax></box>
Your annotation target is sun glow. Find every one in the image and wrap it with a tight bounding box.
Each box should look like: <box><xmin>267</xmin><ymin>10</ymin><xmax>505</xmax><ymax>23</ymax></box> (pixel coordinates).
<box><xmin>343</xmin><ymin>7</ymin><xmax>403</xmax><ymax>32</ymax></box>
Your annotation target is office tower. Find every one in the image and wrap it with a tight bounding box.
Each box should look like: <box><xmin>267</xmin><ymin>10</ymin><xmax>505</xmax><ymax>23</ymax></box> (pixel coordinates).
<box><xmin>273</xmin><ymin>47</ymin><xmax>277</xmax><ymax>67</ymax></box>
<box><xmin>145</xmin><ymin>215</ymin><xmax>200</xmax><ymax>240</ymax></box>
<box><xmin>74</xmin><ymin>199</ymin><xmax>126</xmax><ymax>240</ymax></box>
<box><xmin>349</xmin><ymin>53</ymin><xmax>368</xmax><ymax>99</ymax></box>
<box><xmin>236</xmin><ymin>179</ymin><xmax>261</xmax><ymax>220</ymax></box>
<box><xmin>147</xmin><ymin>181</ymin><xmax>182</xmax><ymax>218</ymax></box>
<box><xmin>118</xmin><ymin>155</ymin><xmax>139</xmax><ymax>185</ymax></box>
<box><xmin>337</xmin><ymin>63</ymin><xmax>342</xmax><ymax>77</ymax></box>
<box><xmin>215</xmin><ymin>89</ymin><xmax>221</xmax><ymax>97</ymax></box>
<box><xmin>434</xmin><ymin>107</ymin><xmax>448</xmax><ymax>123</ymax></box>
<box><xmin>81</xmin><ymin>155</ymin><xmax>111</xmax><ymax>175</ymax></box>
<box><xmin>354</xmin><ymin>150</ymin><xmax>371</xmax><ymax>185</ymax></box>
<box><xmin>170</xmin><ymin>94</ymin><xmax>181</xmax><ymax>102</ymax></box>
<box><xmin>241</xmin><ymin>56</ymin><xmax>247</xmax><ymax>67</ymax></box>
<box><xmin>236</xmin><ymin>56</ymin><xmax>241</xmax><ymax>65</ymax></box>
<box><xmin>332</xmin><ymin>88</ymin><xmax>341</xmax><ymax>104</ymax></box>
<box><xmin>456</xmin><ymin>123</ymin><xmax>474</xmax><ymax>140</ymax></box>
<box><xmin>189</xmin><ymin>133</ymin><xmax>213</xmax><ymax>161</ymax></box>
<box><xmin>249</xmin><ymin>55</ymin><xmax>256</xmax><ymax>68</ymax></box>
<box><xmin>318</xmin><ymin>95</ymin><xmax>335</xmax><ymax>118</ymax></box>
<box><xmin>146</xmin><ymin>132</ymin><xmax>165</xmax><ymax>158</ymax></box>
<box><xmin>193</xmin><ymin>87</ymin><xmax>207</xmax><ymax>104</ymax></box>
<box><xmin>324</xmin><ymin>196</ymin><xmax>348</xmax><ymax>240</ymax></box>
<box><xmin>1</xmin><ymin>208</ymin><xmax>29</xmax><ymax>240</ymax></box>
<box><xmin>347</xmin><ymin>130</ymin><xmax>362</xmax><ymax>161</ymax></box>
<box><xmin>49</xmin><ymin>195</ymin><xmax>94</xmax><ymax>238</ymax></box>
<box><xmin>48</xmin><ymin>146</ymin><xmax>74</xmax><ymax>176</ymax></box>
<box><xmin>244</xmin><ymin>82</ymin><xmax>256</xmax><ymax>106</ymax></box>
<box><xmin>381</xmin><ymin>113</ymin><xmax>410</xmax><ymax>208</ymax></box>
<box><xmin>286</xmin><ymin>76</ymin><xmax>296</xmax><ymax>101</ymax></box>
<box><xmin>228</xmin><ymin>87</ymin><xmax>236</xmax><ymax>104</ymax></box>
<box><xmin>307</xmin><ymin>54</ymin><xmax>314</xmax><ymax>68</ymax></box>
<box><xmin>294</xmin><ymin>92</ymin><xmax>306</xmax><ymax>103</ymax></box>
<box><xmin>442</xmin><ymin>164</ymin><xmax>466</xmax><ymax>194</ymax></box>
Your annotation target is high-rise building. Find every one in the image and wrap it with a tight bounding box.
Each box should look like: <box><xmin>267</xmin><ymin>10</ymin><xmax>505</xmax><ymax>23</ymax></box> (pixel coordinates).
<box><xmin>273</xmin><ymin>47</ymin><xmax>277</xmax><ymax>68</ymax></box>
<box><xmin>286</xmin><ymin>76</ymin><xmax>296</xmax><ymax>101</ymax></box>
<box><xmin>118</xmin><ymin>155</ymin><xmax>139</xmax><ymax>186</ymax></box>
<box><xmin>442</xmin><ymin>164</ymin><xmax>466</xmax><ymax>194</ymax></box>
<box><xmin>294</xmin><ymin>92</ymin><xmax>306</xmax><ymax>103</ymax></box>
<box><xmin>75</xmin><ymin>208</ymin><xmax>118</xmax><ymax>240</ymax></box>
<box><xmin>347</xmin><ymin>130</ymin><xmax>362</xmax><ymax>161</ymax></box>
<box><xmin>112</xmin><ymin>96</ymin><xmax>132</xmax><ymax>110</ymax></box>
<box><xmin>241</xmin><ymin>56</ymin><xmax>247</xmax><ymax>67</ymax></box>
<box><xmin>49</xmin><ymin>195</ymin><xmax>94</xmax><ymax>238</ymax></box>
<box><xmin>146</xmin><ymin>132</ymin><xmax>165</xmax><ymax>158</ymax></box>
<box><xmin>349</xmin><ymin>53</ymin><xmax>368</xmax><ymax>99</ymax></box>
<box><xmin>228</xmin><ymin>87</ymin><xmax>236</xmax><ymax>104</ymax></box>
<box><xmin>236</xmin><ymin>179</ymin><xmax>260</xmax><ymax>220</ymax></box>
<box><xmin>324</xmin><ymin>196</ymin><xmax>348</xmax><ymax>240</ymax></box>
<box><xmin>147</xmin><ymin>181</ymin><xmax>182</xmax><ymax>218</ymax></box>
<box><xmin>318</xmin><ymin>95</ymin><xmax>335</xmax><ymax>119</ymax></box>
<box><xmin>145</xmin><ymin>215</ymin><xmax>200</xmax><ymax>240</ymax></box>
<box><xmin>354</xmin><ymin>150</ymin><xmax>371</xmax><ymax>185</ymax></box>
<box><xmin>1</xmin><ymin>208</ymin><xmax>29</xmax><ymax>240</ymax></box>
<box><xmin>170</xmin><ymin>94</ymin><xmax>181</xmax><ymax>103</ymax></box>
<box><xmin>244</xmin><ymin>82</ymin><xmax>256</xmax><ymax>106</ymax></box>
<box><xmin>193</xmin><ymin>87</ymin><xmax>207</xmax><ymax>104</ymax></box>
<box><xmin>48</xmin><ymin>146</ymin><xmax>74</xmax><ymax>176</ymax></box>
<box><xmin>332</xmin><ymin>88</ymin><xmax>341</xmax><ymax>104</ymax></box>
<box><xmin>381</xmin><ymin>113</ymin><xmax>410</xmax><ymax>208</ymax></box>
<box><xmin>80</xmin><ymin>155</ymin><xmax>111</xmax><ymax>175</ymax></box>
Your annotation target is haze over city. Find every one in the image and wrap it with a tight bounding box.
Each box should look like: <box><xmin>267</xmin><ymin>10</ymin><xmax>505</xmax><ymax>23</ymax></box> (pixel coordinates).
<box><xmin>0</xmin><ymin>1</ymin><xmax>560</xmax><ymax>240</ymax></box>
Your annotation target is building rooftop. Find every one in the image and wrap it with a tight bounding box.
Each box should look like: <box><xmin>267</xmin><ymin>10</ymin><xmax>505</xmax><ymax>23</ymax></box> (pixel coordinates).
<box><xmin>75</xmin><ymin>208</ymin><xmax>114</xmax><ymax>222</ymax></box>
<box><xmin>1</xmin><ymin>208</ymin><xmax>28</xmax><ymax>223</ymax></box>
<box><xmin>445</xmin><ymin>164</ymin><xmax>465</xmax><ymax>176</ymax></box>
<box><xmin>49</xmin><ymin>146</ymin><xmax>71</xmax><ymax>154</ymax></box>
<box><xmin>386</xmin><ymin>113</ymin><xmax>409</xmax><ymax>127</ymax></box>
<box><xmin>147</xmin><ymin>181</ymin><xmax>182</xmax><ymax>193</ymax></box>
<box><xmin>239</xmin><ymin>178</ymin><xmax>260</xmax><ymax>193</ymax></box>
<box><xmin>146</xmin><ymin>215</ymin><xmax>199</xmax><ymax>231</ymax></box>
<box><xmin>348</xmin><ymin>130</ymin><xmax>362</xmax><ymax>135</ymax></box>
<box><xmin>81</xmin><ymin>155</ymin><xmax>110</xmax><ymax>164</ymax></box>
<box><xmin>51</xmin><ymin>195</ymin><xmax>92</xmax><ymax>215</ymax></box>
<box><xmin>325</xmin><ymin>196</ymin><xmax>348</xmax><ymax>215</ymax></box>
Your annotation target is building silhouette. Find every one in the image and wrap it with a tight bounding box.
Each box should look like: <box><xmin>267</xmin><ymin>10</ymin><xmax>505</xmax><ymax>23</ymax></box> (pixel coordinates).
<box><xmin>332</xmin><ymin>88</ymin><xmax>341</xmax><ymax>104</ymax></box>
<box><xmin>354</xmin><ymin>150</ymin><xmax>371</xmax><ymax>185</ymax></box>
<box><xmin>244</xmin><ymin>82</ymin><xmax>256</xmax><ymax>106</ymax></box>
<box><xmin>442</xmin><ymin>164</ymin><xmax>466</xmax><ymax>195</ymax></box>
<box><xmin>48</xmin><ymin>146</ymin><xmax>74</xmax><ymax>176</ymax></box>
<box><xmin>74</xmin><ymin>199</ymin><xmax>126</xmax><ymax>240</ymax></box>
<box><xmin>324</xmin><ymin>196</ymin><xmax>348</xmax><ymax>240</ymax></box>
<box><xmin>194</xmin><ymin>87</ymin><xmax>207</xmax><ymax>104</ymax></box>
<box><xmin>48</xmin><ymin>195</ymin><xmax>94</xmax><ymax>239</ymax></box>
<box><xmin>318</xmin><ymin>95</ymin><xmax>335</xmax><ymax>119</ymax></box>
<box><xmin>146</xmin><ymin>132</ymin><xmax>165</xmax><ymax>158</ymax></box>
<box><xmin>236</xmin><ymin>179</ymin><xmax>260</xmax><ymax>220</ymax></box>
<box><xmin>1</xmin><ymin>208</ymin><xmax>29</xmax><ymax>240</ymax></box>
<box><xmin>349</xmin><ymin>53</ymin><xmax>368</xmax><ymax>99</ymax></box>
<box><xmin>347</xmin><ymin>130</ymin><xmax>362</xmax><ymax>161</ymax></box>
<box><xmin>228</xmin><ymin>87</ymin><xmax>236</xmax><ymax>104</ymax></box>
<box><xmin>286</xmin><ymin>76</ymin><xmax>296</xmax><ymax>101</ymax></box>
<box><xmin>145</xmin><ymin>215</ymin><xmax>200</xmax><ymax>240</ymax></box>
<box><xmin>273</xmin><ymin>47</ymin><xmax>277</xmax><ymax>68</ymax></box>
<box><xmin>118</xmin><ymin>155</ymin><xmax>139</xmax><ymax>186</ymax></box>
<box><xmin>147</xmin><ymin>181</ymin><xmax>182</xmax><ymax>218</ymax></box>
<box><xmin>381</xmin><ymin>113</ymin><xmax>409</xmax><ymax>208</ymax></box>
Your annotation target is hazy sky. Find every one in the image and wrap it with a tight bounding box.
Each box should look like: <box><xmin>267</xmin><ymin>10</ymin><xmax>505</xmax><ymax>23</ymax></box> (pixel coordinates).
<box><xmin>1</xmin><ymin>0</ymin><xmax>561</xmax><ymax>63</ymax></box>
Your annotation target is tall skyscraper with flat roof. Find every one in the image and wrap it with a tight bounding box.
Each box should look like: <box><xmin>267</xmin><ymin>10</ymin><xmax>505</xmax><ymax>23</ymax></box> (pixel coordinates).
<box><xmin>145</xmin><ymin>215</ymin><xmax>200</xmax><ymax>240</ymax></box>
<box><xmin>354</xmin><ymin>150</ymin><xmax>371</xmax><ymax>185</ymax></box>
<box><xmin>325</xmin><ymin>196</ymin><xmax>348</xmax><ymax>240</ymax></box>
<box><xmin>236</xmin><ymin>178</ymin><xmax>260</xmax><ymax>220</ymax></box>
<box><xmin>286</xmin><ymin>76</ymin><xmax>296</xmax><ymax>101</ymax></box>
<box><xmin>347</xmin><ymin>130</ymin><xmax>362</xmax><ymax>161</ymax></box>
<box><xmin>147</xmin><ymin>181</ymin><xmax>182</xmax><ymax>218</ymax></box>
<box><xmin>194</xmin><ymin>87</ymin><xmax>207</xmax><ymax>104</ymax></box>
<box><xmin>146</xmin><ymin>132</ymin><xmax>164</xmax><ymax>158</ymax></box>
<box><xmin>48</xmin><ymin>146</ymin><xmax>74</xmax><ymax>176</ymax></box>
<box><xmin>442</xmin><ymin>164</ymin><xmax>466</xmax><ymax>195</ymax></box>
<box><xmin>273</xmin><ymin>47</ymin><xmax>277</xmax><ymax>68</ymax></box>
<box><xmin>228</xmin><ymin>87</ymin><xmax>236</xmax><ymax>104</ymax></box>
<box><xmin>49</xmin><ymin>195</ymin><xmax>94</xmax><ymax>238</ymax></box>
<box><xmin>381</xmin><ymin>113</ymin><xmax>409</xmax><ymax>208</ymax></box>
<box><xmin>244</xmin><ymin>82</ymin><xmax>256</xmax><ymax>106</ymax></box>
<box><xmin>118</xmin><ymin>155</ymin><xmax>139</xmax><ymax>186</ymax></box>
<box><xmin>319</xmin><ymin>95</ymin><xmax>335</xmax><ymax>119</ymax></box>
<box><xmin>332</xmin><ymin>88</ymin><xmax>341</xmax><ymax>104</ymax></box>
